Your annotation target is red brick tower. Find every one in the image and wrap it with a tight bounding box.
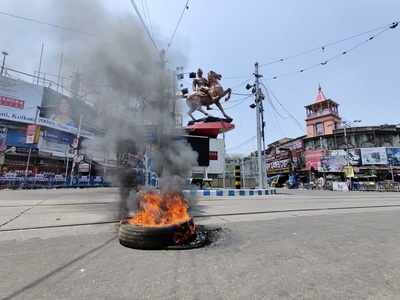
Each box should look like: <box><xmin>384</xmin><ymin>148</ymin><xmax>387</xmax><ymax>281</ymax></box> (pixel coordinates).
<box><xmin>305</xmin><ymin>85</ymin><xmax>342</xmax><ymax>137</ymax></box>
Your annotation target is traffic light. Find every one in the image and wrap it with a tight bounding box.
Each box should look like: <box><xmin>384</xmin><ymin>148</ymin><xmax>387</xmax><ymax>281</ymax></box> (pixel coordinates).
<box><xmin>234</xmin><ymin>165</ymin><xmax>241</xmax><ymax>189</ymax></box>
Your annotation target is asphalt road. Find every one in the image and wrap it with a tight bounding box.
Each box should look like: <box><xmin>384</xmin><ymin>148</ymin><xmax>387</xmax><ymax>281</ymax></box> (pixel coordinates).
<box><xmin>1</xmin><ymin>188</ymin><xmax>400</xmax><ymax>299</ymax></box>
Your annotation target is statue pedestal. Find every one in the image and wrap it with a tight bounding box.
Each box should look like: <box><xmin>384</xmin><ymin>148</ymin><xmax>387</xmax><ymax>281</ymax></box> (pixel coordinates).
<box><xmin>184</xmin><ymin>116</ymin><xmax>234</xmax><ymax>138</ymax></box>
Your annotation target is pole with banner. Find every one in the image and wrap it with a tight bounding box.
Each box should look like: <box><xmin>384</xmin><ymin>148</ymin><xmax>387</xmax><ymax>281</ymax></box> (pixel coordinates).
<box><xmin>24</xmin><ymin>106</ymin><xmax>41</xmax><ymax>180</ymax></box>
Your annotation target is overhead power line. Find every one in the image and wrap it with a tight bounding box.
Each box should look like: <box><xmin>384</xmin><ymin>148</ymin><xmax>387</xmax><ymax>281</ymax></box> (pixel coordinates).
<box><xmin>166</xmin><ymin>0</ymin><xmax>191</xmax><ymax>52</ymax></box>
<box><xmin>224</xmin><ymin>20</ymin><xmax>398</xmax><ymax>83</ymax></box>
<box><xmin>266</xmin><ymin>100</ymin><xmax>287</xmax><ymax>138</ymax></box>
<box><xmin>261</xmin><ymin>81</ymin><xmax>305</xmax><ymax>132</ymax></box>
<box><xmin>130</xmin><ymin>0</ymin><xmax>159</xmax><ymax>52</ymax></box>
<box><xmin>231</xmin><ymin>92</ymin><xmax>252</xmax><ymax>96</ymax></box>
<box><xmin>224</xmin><ymin>75</ymin><xmax>251</xmax><ymax>80</ymax></box>
<box><xmin>265</xmin><ymin>94</ymin><xmax>287</xmax><ymax>120</ymax></box>
<box><xmin>230</xmin><ymin>77</ymin><xmax>252</xmax><ymax>90</ymax></box>
<box><xmin>226</xmin><ymin>136</ymin><xmax>257</xmax><ymax>152</ymax></box>
<box><xmin>264</xmin><ymin>23</ymin><xmax>398</xmax><ymax>81</ymax></box>
<box><xmin>260</xmin><ymin>21</ymin><xmax>399</xmax><ymax>67</ymax></box>
<box><xmin>0</xmin><ymin>10</ymin><xmax>95</xmax><ymax>36</ymax></box>
<box><xmin>142</xmin><ymin>0</ymin><xmax>154</xmax><ymax>39</ymax></box>
<box><xmin>225</xmin><ymin>95</ymin><xmax>252</xmax><ymax>110</ymax></box>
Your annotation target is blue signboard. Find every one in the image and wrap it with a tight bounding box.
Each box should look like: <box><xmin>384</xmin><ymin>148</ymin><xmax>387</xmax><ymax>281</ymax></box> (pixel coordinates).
<box><xmin>6</xmin><ymin>128</ymin><xmax>31</xmax><ymax>147</ymax></box>
<box><xmin>42</xmin><ymin>128</ymin><xmax>74</xmax><ymax>144</ymax></box>
<box><xmin>5</xmin><ymin>128</ymin><xmax>37</xmax><ymax>152</ymax></box>
<box><xmin>39</xmin><ymin>128</ymin><xmax>75</xmax><ymax>156</ymax></box>
<box><xmin>387</xmin><ymin>148</ymin><xmax>400</xmax><ymax>166</ymax></box>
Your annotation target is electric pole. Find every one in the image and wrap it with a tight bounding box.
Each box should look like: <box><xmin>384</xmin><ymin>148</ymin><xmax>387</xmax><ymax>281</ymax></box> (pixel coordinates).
<box><xmin>254</xmin><ymin>62</ymin><xmax>264</xmax><ymax>188</ymax></box>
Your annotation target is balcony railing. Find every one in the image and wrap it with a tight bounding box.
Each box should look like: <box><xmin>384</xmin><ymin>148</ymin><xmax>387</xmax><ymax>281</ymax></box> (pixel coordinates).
<box><xmin>306</xmin><ymin>109</ymin><xmax>338</xmax><ymax>118</ymax></box>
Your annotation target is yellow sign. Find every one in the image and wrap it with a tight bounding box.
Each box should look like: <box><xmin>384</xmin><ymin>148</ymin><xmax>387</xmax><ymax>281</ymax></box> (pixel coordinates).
<box><xmin>344</xmin><ymin>166</ymin><xmax>354</xmax><ymax>178</ymax></box>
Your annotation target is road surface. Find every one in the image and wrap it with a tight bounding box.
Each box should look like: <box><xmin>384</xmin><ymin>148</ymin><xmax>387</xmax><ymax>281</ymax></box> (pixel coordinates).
<box><xmin>1</xmin><ymin>188</ymin><xmax>400</xmax><ymax>299</ymax></box>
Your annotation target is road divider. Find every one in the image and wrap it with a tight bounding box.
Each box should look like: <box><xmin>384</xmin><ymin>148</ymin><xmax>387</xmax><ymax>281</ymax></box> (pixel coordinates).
<box><xmin>184</xmin><ymin>188</ymin><xmax>277</xmax><ymax>199</ymax></box>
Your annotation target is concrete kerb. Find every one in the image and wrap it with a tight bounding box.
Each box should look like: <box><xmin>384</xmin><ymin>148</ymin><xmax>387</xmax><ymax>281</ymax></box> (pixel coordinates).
<box><xmin>183</xmin><ymin>188</ymin><xmax>277</xmax><ymax>200</ymax></box>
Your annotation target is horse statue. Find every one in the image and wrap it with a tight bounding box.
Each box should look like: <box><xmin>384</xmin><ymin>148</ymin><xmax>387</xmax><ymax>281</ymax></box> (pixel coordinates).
<box><xmin>185</xmin><ymin>70</ymin><xmax>233</xmax><ymax>121</ymax></box>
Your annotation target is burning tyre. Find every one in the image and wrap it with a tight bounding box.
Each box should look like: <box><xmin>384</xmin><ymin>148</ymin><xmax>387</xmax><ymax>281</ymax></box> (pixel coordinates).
<box><xmin>119</xmin><ymin>191</ymin><xmax>197</xmax><ymax>250</ymax></box>
<box><xmin>119</xmin><ymin>218</ymin><xmax>195</xmax><ymax>250</ymax></box>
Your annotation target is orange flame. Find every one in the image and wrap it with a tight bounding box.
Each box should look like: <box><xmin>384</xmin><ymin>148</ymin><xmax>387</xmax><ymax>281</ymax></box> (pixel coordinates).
<box><xmin>129</xmin><ymin>191</ymin><xmax>191</xmax><ymax>226</ymax></box>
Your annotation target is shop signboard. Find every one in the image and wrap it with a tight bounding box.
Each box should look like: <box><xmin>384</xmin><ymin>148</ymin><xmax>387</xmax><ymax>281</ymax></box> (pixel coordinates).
<box><xmin>304</xmin><ymin>149</ymin><xmax>326</xmax><ymax>171</ymax></box>
<box><xmin>38</xmin><ymin>128</ymin><xmax>75</xmax><ymax>157</ymax></box>
<box><xmin>280</xmin><ymin>138</ymin><xmax>305</xmax><ymax>169</ymax></box>
<box><xmin>361</xmin><ymin>147</ymin><xmax>388</xmax><ymax>165</ymax></box>
<box><xmin>282</xmin><ymin>138</ymin><xmax>304</xmax><ymax>151</ymax></box>
<box><xmin>320</xmin><ymin>149</ymin><xmax>361</xmax><ymax>172</ymax></box>
<box><xmin>320</xmin><ymin>150</ymin><xmax>346</xmax><ymax>172</ymax></box>
<box><xmin>347</xmin><ymin>148</ymin><xmax>362</xmax><ymax>166</ymax></box>
<box><xmin>6</xmin><ymin>128</ymin><xmax>38</xmax><ymax>152</ymax></box>
<box><xmin>343</xmin><ymin>166</ymin><xmax>355</xmax><ymax>178</ymax></box>
<box><xmin>386</xmin><ymin>148</ymin><xmax>400</xmax><ymax>166</ymax></box>
<box><xmin>0</xmin><ymin>78</ymin><xmax>95</xmax><ymax>136</ymax></box>
<box><xmin>0</xmin><ymin>77</ymin><xmax>43</xmax><ymax>124</ymax></box>
<box><xmin>26</xmin><ymin>125</ymin><xmax>40</xmax><ymax>144</ymax></box>
<box><xmin>267</xmin><ymin>148</ymin><xmax>291</xmax><ymax>174</ymax></box>
<box><xmin>267</xmin><ymin>158</ymin><xmax>290</xmax><ymax>172</ymax></box>
<box><xmin>40</xmin><ymin>87</ymin><xmax>97</xmax><ymax>135</ymax></box>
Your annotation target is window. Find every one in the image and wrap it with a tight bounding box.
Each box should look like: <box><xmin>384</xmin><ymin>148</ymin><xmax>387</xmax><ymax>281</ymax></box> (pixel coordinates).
<box><xmin>315</xmin><ymin>122</ymin><xmax>324</xmax><ymax>136</ymax></box>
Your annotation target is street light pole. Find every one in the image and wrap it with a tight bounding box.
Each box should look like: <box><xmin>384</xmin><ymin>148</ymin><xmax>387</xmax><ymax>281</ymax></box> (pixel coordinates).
<box><xmin>24</xmin><ymin>106</ymin><xmax>41</xmax><ymax>180</ymax></box>
<box><xmin>1</xmin><ymin>51</ymin><xmax>8</xmax><ymax>76</ymax></box>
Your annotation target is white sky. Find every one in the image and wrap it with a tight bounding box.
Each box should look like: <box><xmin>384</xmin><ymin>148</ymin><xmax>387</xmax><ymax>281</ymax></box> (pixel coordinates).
<box><xmin>1</xmin><ymin>0</ymin><xmax>399</xmax><ymax>154</ymax></box>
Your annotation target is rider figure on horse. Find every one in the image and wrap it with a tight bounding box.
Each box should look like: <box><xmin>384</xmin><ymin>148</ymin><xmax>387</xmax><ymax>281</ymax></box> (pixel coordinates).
<box><xmin>185</xmin><ymin>68</ymin><xmax>232</xmax><ymax>121</ymax></box>
<box><xmin>192</xmin><ymin>68</ymin><xmax>212</xmax><ymax>110</ymax></box>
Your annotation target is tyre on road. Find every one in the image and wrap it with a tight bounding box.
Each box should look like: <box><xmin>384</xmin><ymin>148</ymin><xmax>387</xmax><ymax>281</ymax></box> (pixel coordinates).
<box><xmin>119</xmin><ymin>218</ymin><xmax>195</xmax><ymax>250</ymax></box>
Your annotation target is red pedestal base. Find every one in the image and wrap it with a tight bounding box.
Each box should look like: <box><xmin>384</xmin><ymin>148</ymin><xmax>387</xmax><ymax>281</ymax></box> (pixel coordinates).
<box><xmin>184</xmin><ymin>117</ymin><xmax>235</xmax><ymax>138</ymax></box>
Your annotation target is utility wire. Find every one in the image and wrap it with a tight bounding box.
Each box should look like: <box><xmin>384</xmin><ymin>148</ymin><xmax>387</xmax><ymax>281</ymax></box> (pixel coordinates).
<box><xmin>130</xmin><ymin>0</ymin><xmax>159</xmax><ymax>52</ymax></box>
<box><xmin>0</xmin><ymin>10</ymin><xmax>95</xmax><ymax>36</ymax></box>
<box><xmin>140</xmin><ymin>0</ymin><xmax>148</xmax><ymax>23</ymax></box>
<box><xmin>264</xmin><ymin>24</ymin><xmax>398</xmax><ymax>81</ymax></box>
<box><xmin>139</xmin><ymin>0</ymin><xmax>155</xmax><ymax>44</ymax></box>
<box><xmin>143</xmin><ymin>0</ymin><xmax>154</xmax><ymax>39</ymax></box>
<box><xmin>226</xmin><ymin>136</ymin><xmax>257</xmax><ymax>151</ymax></box>
<box><xmin>230</xmin><ymin>77</ymin><xmax>252</xmax><ymax>91</ymax></box>
<box><xmin>266</xmin><ymin>99</ymin><xmax>287</xmax><ymax>138</ymax></box>
<box><xmin>231</xmin><ymin>92</ymin><xmax>252</xmax><ymax>96</ymax></box>
<box><xmin>225</xmin><ymin>95</ymin><xmax>252</xmax><ymax>110</ymax></box>
<box><xmin>224</xmin><ymin>75</ymin><xmax>251</xmax><ymax>80</ymax></box>
<box><xmin>166</xmin><ymin>0</ymin><xmax>190</xmax><ymax>52</ymax></box>
<box><xmin>260</xmin><ymin>21</ymin><xmax>398</xmax><ymax>67</ymax></box>
<box><xmin>261</xmin><ymin>81</ymin><xmax>305</xmax><ymax>132</ymax></box>
<box><xmin>265</xmin><ymin>94</ymin><xmax>287</xmax><ymax>120</ymax></box>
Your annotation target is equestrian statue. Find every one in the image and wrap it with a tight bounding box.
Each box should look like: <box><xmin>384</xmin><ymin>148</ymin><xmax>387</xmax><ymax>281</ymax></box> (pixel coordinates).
<box><xmin>184</xmin><ymin>68</ymin><xmax>233</xmax><ymax>121</ymax></box>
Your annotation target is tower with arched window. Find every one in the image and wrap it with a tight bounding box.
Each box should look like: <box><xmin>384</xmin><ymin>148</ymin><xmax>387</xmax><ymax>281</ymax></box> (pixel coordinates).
<box><xmin>305</xmin><ymin>85</ymin><xmax>342</xmax><ymax>137</ymax></box>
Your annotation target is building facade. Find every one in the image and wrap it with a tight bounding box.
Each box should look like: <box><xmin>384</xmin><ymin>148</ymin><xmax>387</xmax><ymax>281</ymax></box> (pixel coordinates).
<box><xmin>264</xmin><ymin>85</ymin><xmax>400</xmax><ymax>186</ymax></box>
<box><xmin>0</xmin><ymin>75</ymin><xmax>98</xmax><ymax>177</ymax></box>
